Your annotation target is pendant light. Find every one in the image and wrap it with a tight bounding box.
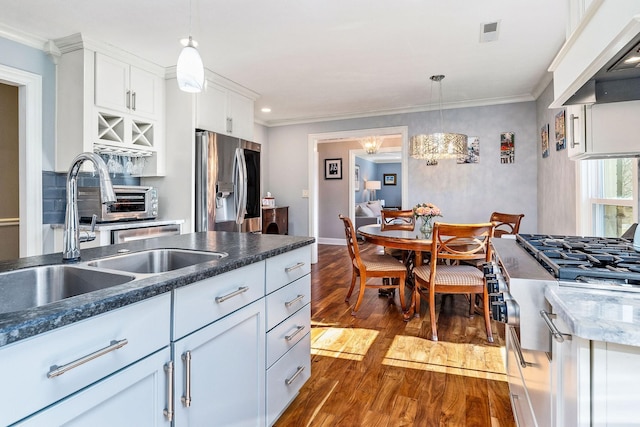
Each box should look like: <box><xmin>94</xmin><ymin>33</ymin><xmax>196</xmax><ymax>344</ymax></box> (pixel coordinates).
<box><xmin>360</xmin><ymin>136</ymin><xmax>383</xmax><ymax>154</ymax></box>
<box><xmin>177</xmin><ymin>0</ymin><xmax>204</xmax><ymax>93</ymax></box>
<box><xmin>410</xmin><ymin>75</ymin><xmax>467</xmax><ymax>161</ymax></box>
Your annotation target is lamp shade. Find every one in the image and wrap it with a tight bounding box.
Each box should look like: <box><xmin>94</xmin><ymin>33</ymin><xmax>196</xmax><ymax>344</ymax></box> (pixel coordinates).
<box><xmin>177</xmin><ymin>37</ymin><xmax>204</xmax><ymax>93</ymax></box>
<box><xmin>365</xmin><ymin>180</ymin><xmax>381</xmax><ymax>190</ymax></box>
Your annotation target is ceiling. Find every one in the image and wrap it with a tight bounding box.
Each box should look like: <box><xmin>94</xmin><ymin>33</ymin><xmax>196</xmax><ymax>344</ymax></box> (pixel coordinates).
<box><xmin>0</xmin><ymin>0</ymin><xmax>568</xmax><ymax>127</ymax></box>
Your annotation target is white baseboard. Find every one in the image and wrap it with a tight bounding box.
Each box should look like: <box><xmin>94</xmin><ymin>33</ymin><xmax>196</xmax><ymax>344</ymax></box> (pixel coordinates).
<box><xmin>317</xmin><ymin>237</ymin><xmax>345</xmax><ymax>246</ymax></box>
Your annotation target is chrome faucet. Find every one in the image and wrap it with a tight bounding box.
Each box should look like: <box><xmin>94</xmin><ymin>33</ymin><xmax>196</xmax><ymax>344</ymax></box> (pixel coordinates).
<box><xmin>63</xmin><ymin>152</ymin><xmax>116</xmax><ymax>261</ymax></box>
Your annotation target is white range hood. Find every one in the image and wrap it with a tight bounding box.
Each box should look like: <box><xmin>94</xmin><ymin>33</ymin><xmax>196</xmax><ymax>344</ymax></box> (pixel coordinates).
<box><xmin>549</xmin><ymin>0</ymin><xmax>640</xmax><ymax>108</ymax></box>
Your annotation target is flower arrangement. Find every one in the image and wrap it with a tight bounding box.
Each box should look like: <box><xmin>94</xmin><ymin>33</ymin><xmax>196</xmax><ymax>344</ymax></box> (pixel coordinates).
<box><xmin>413</xmin><ymin>203</ymin><xmax>442</xmax><ymax>221</ymax></box>
<box><xmin>413</xmin><ymin>203</ymin><xmax>442</xmax><ymax>236</ymax></box>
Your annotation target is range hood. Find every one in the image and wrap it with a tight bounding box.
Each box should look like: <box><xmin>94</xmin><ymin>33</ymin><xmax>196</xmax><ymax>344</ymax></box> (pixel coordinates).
<box><xmin>548</xmin><ymin>2</ymin><xmax>640</xmax><ymax>109</ymax></box>
<box><xmin>565</xmin><ymin>32</ymin><xmax>640</xmax><ymax>105</ymax></box>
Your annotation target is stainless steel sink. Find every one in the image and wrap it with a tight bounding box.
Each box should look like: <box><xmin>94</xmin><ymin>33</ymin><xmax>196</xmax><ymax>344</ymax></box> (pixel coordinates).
<box><xmin>86</xmin><ymin>249</ymin><xmax>227</xmax><ymax>274</ymax></box>
<box><xmin>0</xmin><ymin>265</ymin><xmax>136</xmax><ymax>315</ymax></box>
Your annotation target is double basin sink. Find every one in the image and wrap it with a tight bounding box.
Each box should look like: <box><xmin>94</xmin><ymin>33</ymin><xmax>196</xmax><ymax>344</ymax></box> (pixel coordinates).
<box><xmin>0</xmin><ymin>249</ymin><xmax>227</xmax><ymax>315</ymax></box>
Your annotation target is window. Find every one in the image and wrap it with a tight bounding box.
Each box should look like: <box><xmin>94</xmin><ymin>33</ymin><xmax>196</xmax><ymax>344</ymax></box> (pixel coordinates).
<box><xmin>582</xmin><ymin>158</ymin><xmax>637</xmax><ymax>237</ymax></box>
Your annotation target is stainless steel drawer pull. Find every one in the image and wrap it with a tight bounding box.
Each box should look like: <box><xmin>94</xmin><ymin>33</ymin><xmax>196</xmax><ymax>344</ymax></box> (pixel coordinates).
<box><xmin>131</xmin><ymin>91</ymin><xmax>136</xmax><ymax>110</ymax></box>
<box><xmin>540</xmin><ymin>310</ymin><xmax>572</xmax><ymax>343</ymax></box>
<box><xmin>285</xmin><ymin>325</ymin><xmax>305</xmax><ymax>341</ymax></box>
<box><xmin>215</xmin><ymin>286</ymin><xmax>249</xmax><ymax>303</ymax></box>
<box><xmin>284</xmin><ymin>366</ymin><xmax>305</xmax><ymax>385</ymax></box>
<box><xmin>285</xmin><ymin>294</ymin><xmax>305</xmax><ymax>308</ymax></box>
<box><xmin>163</xmin><ymin>361</ymin><xmax>174</xmax><ymax>421</ymax></box>
<box><xmin>47</xmin><ymin>338</ymin><xmax>128</xmax><ymax>378</ymax></box>
<box><xmin>285</xmin><ymin>262</ymin><xmax>305</xmax><ymax>273</ymax></box>
<box><xmin>181</xmin><ymin>351</ymin><xmax>192</xmax><ymax>407</ymax></box>
<box><xmin>509</xmin><ymin>327</ymin><xmax>533</xmax><ymax>368</ymax></box>
<box><xmin>126</xmin><ymin>90</ymin><xmax>131</xmax><ymax>109</ymax></box>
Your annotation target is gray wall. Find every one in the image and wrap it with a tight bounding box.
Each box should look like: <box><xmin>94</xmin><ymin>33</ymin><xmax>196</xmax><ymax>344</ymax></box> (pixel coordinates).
<box><xmin>266</xmin><ymin>102</ymin><xmax>539</xmax><ymax>239</ymax></box>
<box><xmin>0</xmin><ymin>36</ymin><xmax>56</xmax><ymax>171</ymax></box>
<box><xmin>535</xmin><ymin>82</ymin><xmax>578</xmax><ymax>235</ymax></box>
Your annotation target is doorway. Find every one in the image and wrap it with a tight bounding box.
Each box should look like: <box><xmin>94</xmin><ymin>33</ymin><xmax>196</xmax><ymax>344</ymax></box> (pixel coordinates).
<box><xmin>307</xmin><ymin>126</ymin><xmax>408</xmax><ymax>263</ymax></box>
<box><xmin>0</xmin><ymin>64</ymin><xmax>43</xmax><ymax>257</ymax></box>
<box><xmin>0</xmin><ymin>83</ymin><xmax>19</xmax><ymax>260</ymax></box>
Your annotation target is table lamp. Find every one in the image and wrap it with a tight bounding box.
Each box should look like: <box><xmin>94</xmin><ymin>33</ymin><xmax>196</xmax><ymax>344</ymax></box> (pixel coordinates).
<box><xmin>365</xmin><ymin>180</ymin><xmax>381</xmax><ymax>201</ymax></box>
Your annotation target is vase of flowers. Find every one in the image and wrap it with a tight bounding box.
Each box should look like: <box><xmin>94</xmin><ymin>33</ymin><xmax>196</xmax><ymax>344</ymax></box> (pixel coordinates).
<box><xmin>413</xmin><ymin>203</ymin><xmax>442</xmax><ymax>237</ymax></box>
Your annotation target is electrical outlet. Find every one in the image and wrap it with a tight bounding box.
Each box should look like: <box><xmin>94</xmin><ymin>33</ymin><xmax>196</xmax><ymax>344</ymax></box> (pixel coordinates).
<box><xmin>302</xmin><ymin>189</ymin><xmax>309</xmax><ymax>198</ymax></box>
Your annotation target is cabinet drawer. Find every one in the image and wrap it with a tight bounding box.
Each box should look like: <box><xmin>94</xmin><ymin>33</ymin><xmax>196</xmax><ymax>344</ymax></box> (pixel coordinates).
<box><xmin>266</xmin><ymin>333</ymin><xmax>311</xmax><ymax>426</ymax></box>
<box><xmin>173</xmin><ymin>261</ymin><xmax>265</xmax><ymax>340</ymax></box>
<box><xmin>265</xmin><ymin>246</ymin><xmax>311</xmax><ymax>294</ymax></box>
<box><xmin>266</xmin><ymin>303</ymin><xmax>311</xmax><ymax>368</ymax></box>
<box><xmin>266</xmin><ymin>274</ymin><xmax>311</xmax><ymax>331</ymax></box>
<box><xmin>1</xmin><ymin>294</ymin><xmax>170</xmax><ymax>427</ymax></box>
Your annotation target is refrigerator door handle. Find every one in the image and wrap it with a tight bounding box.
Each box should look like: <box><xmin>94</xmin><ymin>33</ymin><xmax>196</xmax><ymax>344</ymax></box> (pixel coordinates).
<box><xmin>235</xmin><ymin>148</ymin><xmax>247</xmax><ymax>225</ymax></box>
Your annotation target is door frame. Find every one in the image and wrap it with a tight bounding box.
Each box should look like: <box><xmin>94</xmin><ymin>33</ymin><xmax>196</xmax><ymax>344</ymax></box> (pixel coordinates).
<box><xmin>307</xmin><ymin>126</ymin><xmax>408</xmax><ymax>263</ymax></box>
<box><xmin>0</xmin><ymin>64</ymin><xmax>43</xmax><ymax>256</ymax></box>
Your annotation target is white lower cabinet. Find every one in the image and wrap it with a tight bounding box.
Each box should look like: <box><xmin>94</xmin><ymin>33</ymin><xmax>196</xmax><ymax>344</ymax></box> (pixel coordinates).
<box><xmin>172</xmin><ymin>299</ymin><xmax>266</xmax><ymax>427</ymax></box>
<box><xmin>17</xmin><ymin>347</ymin><xmax>172</xmax><ymax>426</ymax></box>
<box><xmin>265</xmin><ymin>247</ymin><xmax>312</xmax><ymax>426</ymax></box>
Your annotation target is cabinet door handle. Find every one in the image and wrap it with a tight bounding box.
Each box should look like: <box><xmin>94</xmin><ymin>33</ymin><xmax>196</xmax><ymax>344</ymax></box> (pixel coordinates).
<box><xmin>509</xmin><ymin>327</ymin><xmax>533</xmax><ymax>368</ymax></box>
<box><xmin>47</xmin><ymin>338</ymin><xmax>128</xmax><ymax>378</ymax></box>
<box><xmin>284</xmin><ymin>366</ymin><xmax>305</xmax><ymax>385</ymax></box>
<box><xmin>570</xmin><ymin>113</ymin><xmax>579</xmax><ymax>148</ymax></box>
<box><xmin>132</xmin><ymin>91</ymin><xmax>136</xmax><ymax>111</ymax></box>
<box><xmin>285</xmin><ymin>325</ymin><xmax>305</xmax><ymax>341</ymax></box>
<box><xmin>226</xmin><ymin>117</ymin><xmax>233</xmax><ymax>133</ymax></box>
<box><xmin>163</xmin><ymin>361</ymin><xmax>174</xmax><ymax>421</ymax></box>
<box><xmin>126</xmin><ymin>90</ymin><xmax>131</xmax><ymax>109</ymax></box>
<box><xmin>285</xmin><ymin>262</ymin><xmax>305</xmax><ymax>273</ymax></box>
<box><xmin>215</xmin><ymin>286</ymin><xmax>249</xmax><ymax>303</ymax></box>
<box><xmin>285</xmin><ymin>294</ymin><xmax>305</xmax><ymax>308</ymax></box>
<box><xmin>540</xmin><ymin>310</ymin><xmax>572</xmax><ymax>343</ymax></box>
<box><xmin>181</xmin><ymin>350</ymin><xmax>192</xmax><ymax>407</ymax></box>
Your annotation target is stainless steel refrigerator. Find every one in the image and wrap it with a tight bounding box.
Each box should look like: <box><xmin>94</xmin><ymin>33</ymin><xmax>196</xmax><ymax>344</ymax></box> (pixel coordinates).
<box><xmin>195</xmin><ymin>130</ymin><xmax>261</xmax><ymax>232</ymax></box>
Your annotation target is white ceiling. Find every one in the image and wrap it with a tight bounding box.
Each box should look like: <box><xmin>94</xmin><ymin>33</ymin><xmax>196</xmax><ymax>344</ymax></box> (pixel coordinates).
<box><xmin>0</xmin><ymin>0</ymin><xmax>568</xmax><ymax>127</ymax></box>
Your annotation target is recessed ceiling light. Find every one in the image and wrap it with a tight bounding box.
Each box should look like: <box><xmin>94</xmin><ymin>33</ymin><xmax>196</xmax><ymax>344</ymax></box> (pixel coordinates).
<box><xmin>261</xmin><ymin>107</ymin><xmax>272</xmax><ymax>113</ymax></box>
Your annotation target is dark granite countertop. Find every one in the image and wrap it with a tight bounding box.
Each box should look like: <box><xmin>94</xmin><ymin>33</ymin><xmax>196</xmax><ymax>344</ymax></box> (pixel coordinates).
<box><xmin>0</xmin><ymin>231</ymin><xmax>314</xmax><ymax>348</ymax></box>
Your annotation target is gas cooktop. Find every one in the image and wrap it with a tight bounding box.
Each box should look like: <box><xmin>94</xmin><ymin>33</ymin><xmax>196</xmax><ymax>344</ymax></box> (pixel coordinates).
<box><xmin>516</xmin><ymin>234</ymin><xmax>640</xmax><ymax>287</ymax></box>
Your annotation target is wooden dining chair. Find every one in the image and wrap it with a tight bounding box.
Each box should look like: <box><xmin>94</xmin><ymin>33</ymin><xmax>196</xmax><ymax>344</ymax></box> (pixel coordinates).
<box><xmin>490</xmin><ymin>212</ymin><xmax>524</xmax><ymax>237</ymax></box>
<box><xmin>410</xmin><ymin>222</ymin><xmax>495</xmax><ymax>342</ymax></box>
<box><xmin>338</xmin><ymin>214</ymin><xmax>407</xmax><ymax>315</ymax></box>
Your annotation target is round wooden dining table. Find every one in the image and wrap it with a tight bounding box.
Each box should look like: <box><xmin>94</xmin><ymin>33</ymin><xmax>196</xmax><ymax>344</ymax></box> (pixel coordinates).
<box><xmin>357</xmin><ymin>223</ymin><xmax>432</xmax><ymax>266</ymax></box>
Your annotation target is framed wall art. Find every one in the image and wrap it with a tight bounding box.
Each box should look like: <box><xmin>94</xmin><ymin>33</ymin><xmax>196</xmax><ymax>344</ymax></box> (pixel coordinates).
<box><xmin>500</xmin><ymin>132</ymin><xmax>515</xmax><ymax>164</ymax></box>
<box><xmin>541</xmin><ymin>124</ymin><xmax>550</xmax><ymax>158</ymax></box>
<box><xmin>354</xmin><ymin>165</ymin><xmax>360</xmax><ymax>190</ymax></box>
<box><xmin>555</xmin><ymin>110</ymin><xmax>566</xmax><ymax>150</ymax></box>
<box><xmin>383</xmin><ymin>173</ymin><xmax>397</xmax><ymax>185</ymax></box>
<box><xmin>324</xmin><ymin>158</ymin><xmax>342</xmax><ymax>179</ymax></box>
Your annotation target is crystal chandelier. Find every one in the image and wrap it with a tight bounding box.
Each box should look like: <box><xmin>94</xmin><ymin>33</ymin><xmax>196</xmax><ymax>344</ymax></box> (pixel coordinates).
<box><xmin>360</xmin><ymin>136</ymin><xmax>383</xmax><ymax>154</ymax></box>
<box><xmin>411</xmin><ymin>75</ymin><xmax>467</xmax><ymax>161</ymax></box>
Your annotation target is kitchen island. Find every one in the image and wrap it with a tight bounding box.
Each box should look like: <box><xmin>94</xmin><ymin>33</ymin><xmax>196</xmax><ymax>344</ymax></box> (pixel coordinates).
<box><xmin>0</xmin><ymin>231</ymin><xmax>314</xmax><ymax>426</ymax></box>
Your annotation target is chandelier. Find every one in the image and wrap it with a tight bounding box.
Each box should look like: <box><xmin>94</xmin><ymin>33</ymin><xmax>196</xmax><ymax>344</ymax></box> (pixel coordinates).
<box><xmin>360</xmin><ymin>136</ymin><xmax>383</xmax><ymax>154</ymax></box>
<box><xmin>410</xmin><ymin>75</ymin><xmax>467</xmax><ymax>161</ymax></box>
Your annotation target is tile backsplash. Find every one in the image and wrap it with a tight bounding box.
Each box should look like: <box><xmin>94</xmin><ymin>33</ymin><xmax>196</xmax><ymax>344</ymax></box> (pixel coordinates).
<box><xmin>42</xmin><ymin>171</ymin><xmax>139</xmax><ymax>224</ymax></box>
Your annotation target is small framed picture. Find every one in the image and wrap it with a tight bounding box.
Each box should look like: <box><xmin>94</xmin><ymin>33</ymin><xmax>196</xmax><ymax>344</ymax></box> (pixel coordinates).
<box><xmin>324</xmin><ymin>158</ymin><xmax>342</xmax><ymax>179</ymax></box>
<box><xmin>354</xmin><ymin>165</ymin><xmax>360</xmax><ymax>191</ymax></box>
<box><xmin>383</xmin><ymin>173</ymin><xmax>397</xmax><ymax>185</ymax></box>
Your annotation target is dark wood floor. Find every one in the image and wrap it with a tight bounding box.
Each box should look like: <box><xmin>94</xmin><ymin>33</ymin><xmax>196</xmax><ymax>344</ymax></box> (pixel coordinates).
<box><xmin>274</xmin><ymin>243</ymin><xmax>515</xmax><ymax>427</ymax></box>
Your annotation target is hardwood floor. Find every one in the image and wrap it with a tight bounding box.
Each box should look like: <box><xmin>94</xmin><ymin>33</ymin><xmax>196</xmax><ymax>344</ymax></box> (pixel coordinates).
<box><xmin>275</xmin><ymin>243</ymin><xmax>515</xmax><ymax>427</ymax></box>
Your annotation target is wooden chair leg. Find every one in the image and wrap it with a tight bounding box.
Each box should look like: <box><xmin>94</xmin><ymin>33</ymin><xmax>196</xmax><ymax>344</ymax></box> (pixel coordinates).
<box><xmin>397</xmin><ymin>275</ymin><xmax>406</xmax><ymax>311</ymax></box>
<box><xmin>345</xmin><ymin>269</ymin><xmax>357</xmax><ymax>301</ymax></box>
<box><xmin>469</xmin><ymin>293</ymin><xmax>475</xmax><ymax>317</ymax></box>
<box><xmin>483</xmin><ymin>290</ymin><xmax>494</xmax><ymax>343</ymax></box>
<box><xmin>352</xmin><ymin>273</ymin><xmax>367</xmax><ymax>315</ymax></box>
<box><xmin>430</xmin><ymin>288</ymin><xmax>438</xmax><ymax>341</ymax></box>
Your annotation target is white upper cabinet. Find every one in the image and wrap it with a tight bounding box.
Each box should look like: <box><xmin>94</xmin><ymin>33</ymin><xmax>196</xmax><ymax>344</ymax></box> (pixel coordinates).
<box><xmin>54</xmin><ymin>34</ymin><xmax>165</xmax><ymax>176</ymax></box>
<box><xmin>195</xmin><ymin>79</ymin><xmax>256</xmax><ymax>140</ymax></box>
<box><xmin>95</xmin><ymin>53</ymin><xmax>161</xmax><ymax>119</ymax></box>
